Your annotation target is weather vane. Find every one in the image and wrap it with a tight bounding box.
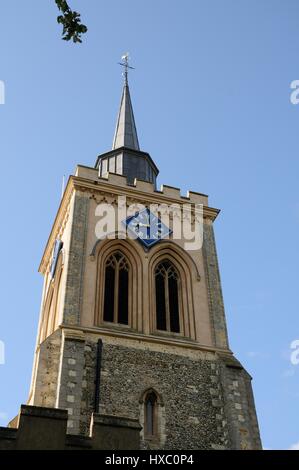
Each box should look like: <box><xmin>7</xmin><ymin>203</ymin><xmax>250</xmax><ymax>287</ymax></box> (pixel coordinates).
<box><xmin>118</xmin><ymin>53</ymin><xmax>135</xmax><ymax>85</ymax></box>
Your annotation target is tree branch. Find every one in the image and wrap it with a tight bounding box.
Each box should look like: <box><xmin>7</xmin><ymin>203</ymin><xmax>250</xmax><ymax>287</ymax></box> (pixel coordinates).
<box><xmin>55</xmin><ymin>0</ymin><xmax>87</xmax><ymax>43</ymax></box>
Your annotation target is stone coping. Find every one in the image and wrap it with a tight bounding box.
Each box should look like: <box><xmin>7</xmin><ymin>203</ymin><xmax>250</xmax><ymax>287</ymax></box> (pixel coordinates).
<box><xmin>20</xmin><ymin>404</ymin><xmax>68</xmax><ymax>421</ymax></box>
<box><xmin>92</xmin><ymin>413</ymin><xmax>142</xmax><ymax>430</ymax></box>
<box><xmin>0</xmin><ymin>427</ymin><xmax>17</xmax><ymax>440</ymax></box>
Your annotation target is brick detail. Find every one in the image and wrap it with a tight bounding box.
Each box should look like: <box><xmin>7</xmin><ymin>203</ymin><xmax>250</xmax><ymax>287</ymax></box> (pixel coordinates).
<box><xmin>57</xmin><ymin>337</ymin><xmax>86</xmax><ymax>434</ymax></box>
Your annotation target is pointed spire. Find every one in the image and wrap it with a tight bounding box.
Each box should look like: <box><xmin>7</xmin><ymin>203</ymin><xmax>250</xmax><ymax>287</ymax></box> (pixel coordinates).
<box><xmin>112</xmin><ymin>54</ymin><xmax>140</xmax><ymax>151</ymax></box>
<box><xmin>95</xmin><ymin>54</ymin><xmax>159</xmax><ymax>187</ymax></box>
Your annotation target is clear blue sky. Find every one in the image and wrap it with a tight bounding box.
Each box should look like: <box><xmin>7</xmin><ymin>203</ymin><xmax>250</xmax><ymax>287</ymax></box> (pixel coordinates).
<box><xmin>0</xmin><ymin>0</ymin><xmax>298</xmax><ymax>450</ymax></box>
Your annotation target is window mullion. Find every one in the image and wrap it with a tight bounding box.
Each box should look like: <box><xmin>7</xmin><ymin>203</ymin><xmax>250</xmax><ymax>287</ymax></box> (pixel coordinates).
<box><xmin>165</xmin><ymin>273</ymin><xmax>170</xmax><ymax>332</ymax></box>
<box><xmin>114</xmin><ymin>263</ymin><xmax>119</xmax><ymax>323</ymax></box>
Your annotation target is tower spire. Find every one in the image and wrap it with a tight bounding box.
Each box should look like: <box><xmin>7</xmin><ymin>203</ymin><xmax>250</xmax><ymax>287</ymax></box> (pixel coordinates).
<box><xmin>112</xmin><ymin>53</ymin><xmax>140</xmax><ymax>151</ymax></box>
<box><xmin>95</xmin><ymin>54</ymin><xmax>159</xmax><ymax>186</ymax></box>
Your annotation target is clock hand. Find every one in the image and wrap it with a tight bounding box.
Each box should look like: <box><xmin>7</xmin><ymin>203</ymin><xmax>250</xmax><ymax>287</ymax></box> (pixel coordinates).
<box><xmin>130</xmin><ymin>221</ymin><xmax>150</xmax><ymax>227</ymax></box>
<box><xmin>138</xmin><ymin>223</ymin><xmax>151</xmax><ymax>228</ymax></box>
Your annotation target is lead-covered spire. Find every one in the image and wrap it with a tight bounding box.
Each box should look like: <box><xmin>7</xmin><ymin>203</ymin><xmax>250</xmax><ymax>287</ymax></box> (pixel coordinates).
<box><xmin>112</xmin><ymin>53</ymin><xmax>140</xmax><ymax>150</ymax></box>
<box><xmin>95</xmin><ymin>54</ymin><xmax>159</xmax><ymax>186</ymax></box>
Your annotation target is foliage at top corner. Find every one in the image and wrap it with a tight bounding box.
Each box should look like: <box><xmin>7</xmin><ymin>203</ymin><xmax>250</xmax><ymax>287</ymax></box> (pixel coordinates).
<box><xmin>55</xmin><ymin>0</ymin><xmax>87</xmax><ymax>43</ymax></box>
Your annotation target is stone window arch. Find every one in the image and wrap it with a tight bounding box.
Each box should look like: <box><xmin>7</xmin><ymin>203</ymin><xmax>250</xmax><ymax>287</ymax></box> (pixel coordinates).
<box><xmin>144</xmin><ymin>391</ymin><xmax>158</xmax><ymax>437</ymax></box>
<box><xmin>103</xmin><ymin>251</ymin><xmax>130</xmax><ymax>325</ymax></box>
<box><xmin>140</xmin><ymin>388</ymin><xmax>165</xmax><ymax>447</ymax></box>
<box><xmin>154</xmin><ymin>259</ymin><xmax>181</xmax><ymax>334</ymax></box>
<box><xmin>149</xmin><ymin>244</ymin><xmax>199</xmax><ymax>340</ymax></box>
<box><xmin>94</xmin><ymin>240</ymin><xmax>143</xmax><ymax>331</ymax></box>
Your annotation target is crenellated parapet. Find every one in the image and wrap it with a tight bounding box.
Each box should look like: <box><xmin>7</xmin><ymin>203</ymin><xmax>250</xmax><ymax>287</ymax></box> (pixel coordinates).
<box><xmin>75</xmin><ymin>164</ymin><xmax>215</xmax><ymax>208</ymax></box>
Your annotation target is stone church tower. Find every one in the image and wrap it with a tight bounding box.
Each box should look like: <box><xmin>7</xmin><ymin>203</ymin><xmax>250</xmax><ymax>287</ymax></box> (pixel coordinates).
<box><xmin>27</xmin><ymin>61</ymin><xmax>262</xmax><ymax>450</ymax></box>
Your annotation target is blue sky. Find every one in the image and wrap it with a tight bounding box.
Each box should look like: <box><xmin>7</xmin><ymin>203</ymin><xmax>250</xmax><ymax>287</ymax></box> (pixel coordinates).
<box><xmin>0</xmin><ymin>0</ymin><xmax>298</xmax><ymax>450</ymax></box>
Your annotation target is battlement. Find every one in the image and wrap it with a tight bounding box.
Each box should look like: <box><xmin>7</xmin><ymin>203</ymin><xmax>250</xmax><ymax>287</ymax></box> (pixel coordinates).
<box><xmin>75</xmin><ymin>165</ymin><xmax>209</xmax><ymax>205</ymax></box>
<box><xmin>0</xmin><ymin>405</ymin><xmax>141</xmax><ymax>450</ymax></box>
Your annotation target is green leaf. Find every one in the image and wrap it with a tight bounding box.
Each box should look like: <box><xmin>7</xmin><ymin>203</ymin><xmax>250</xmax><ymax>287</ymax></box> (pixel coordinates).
<box><xmin>55</xmin><ymin>0</ymin><xmax>87</xmax><ymax>43</ymax></box>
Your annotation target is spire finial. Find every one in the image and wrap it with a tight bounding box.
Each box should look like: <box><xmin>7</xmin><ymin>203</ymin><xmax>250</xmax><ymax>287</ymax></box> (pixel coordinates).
<box><xmin>118</xmin><ymin>53</ymin><xmax>134</xmax><ymax>85</ymax></box>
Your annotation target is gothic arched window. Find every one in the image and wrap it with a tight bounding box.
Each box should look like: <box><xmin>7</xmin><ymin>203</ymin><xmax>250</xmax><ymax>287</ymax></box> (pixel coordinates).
<box><xmin>103</xmin><ymin>251</ymin><xmax>129</xmax><ymax>325</ymax></box>
<box><xmin>144</xmin><ymin>391</ymin><xmax>158</xmax><ymax>437</ymax></box>
<box><xmin>155</xmin><ymin>260</ymin><xmax>180</xmax><ymax>333</ymax></box>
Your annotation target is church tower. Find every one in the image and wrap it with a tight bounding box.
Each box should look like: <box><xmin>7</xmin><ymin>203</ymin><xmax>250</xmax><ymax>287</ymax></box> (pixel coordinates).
<box><xmin>27</xmin><ymin>57</ymin><xmax>262</xmax><ymax>450</ymax></box>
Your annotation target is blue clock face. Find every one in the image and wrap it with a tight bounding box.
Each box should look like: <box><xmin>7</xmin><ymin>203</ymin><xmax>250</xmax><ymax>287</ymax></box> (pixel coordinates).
<box><xmin>123</xmin><ymin>208</ymin><xmax>172</xmax><ymax>248</ymax></box>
